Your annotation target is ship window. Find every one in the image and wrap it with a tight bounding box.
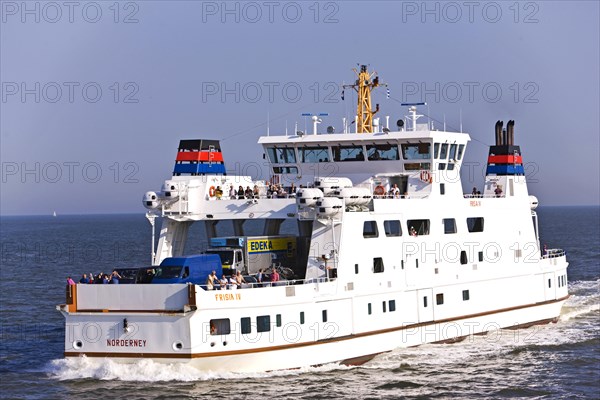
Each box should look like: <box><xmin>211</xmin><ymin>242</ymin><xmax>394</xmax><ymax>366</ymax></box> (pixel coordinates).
<box><xmin>457</xmin><ymin>144</ymin><xmax>465</xmax><ymax>160</ymax></box>
<box><xmin>355</xmin><ymin>263</ymin><xmax>359</xmax><ymax>274</ymax></box>
<box><xmin>299</xmin><ymin>147</ymin><xmax>329</xmax><ymax>163</ymax></box>
<box><xmin>447</xmin><ymin>163</ymin><xmax>455</xmax><ymax>170</ymax></box>
<box><xmin>548</xmin><ymin>279</ymin><xmax>551</xmax><ymax>288</ymax></box>
<box><xmin>382</xmin><ymin>301</ymin><xmax>387</xmax><ymax>313</ymax></box>
<box><xmin>373</xmin><ymin>257</ymin><xmax>384</xmax><ymax>273</ymax></box>
<box><xmin>322</xmin><ymin>310</ymin><xmax>328</xmax><ymax>322</ymax></box>
<box><xmin>300</xmin><ymin>311</ymin><xmax>305</xmax><ymax>325</ymax></box>
<box><xmin>366</xmin><ymin>144</ymin><xmax>399</xmax><ymax>161</ymax></box>
<box><xmin>210</xmin><ymin>319</ymin><xmax>231</xmax><ymax>335</ymax></box>
<box><xmin>384</xmin><ymin>220</ymin><xmax>402</xmax><ymax>237</ymax></box>
<box><xmin>401</xmin><ymin>143</ymin><xmax>431</xmax><ymax>160</ymax></box>
<box><xmin>401</xmin><ymin>260</ymin><xmax>404</xmax><ymax>270</ymax></box>
<box><xmin>257</xmin><ymin>315</ymin><xmax>271</xmax><ymax>333</ymax></box>
<box><xmin>462</xmin><ymin>290</ymin><xmax>470</xmax><ymax>301</ymax></box>
<box><xmin>332</xmin><ymin>145</ymin><xmax>365</xmax><ymax>162</ymax></box>
<box><xmin>416</xmin><ymin>259</ymin><xmax>419</xmax><ymax>268</ymax></box>
<box><xmin>440</xmin><ymin>183</ymin><xmax>445</xmax><ymax>195</ymax></box>
<box><xmin>443</xmin><ymin>218</ymin><xmax>457</xmax><ymax>234</ymax></box>
<box><xmin>449</xmin><ymin>144</ymin><xmax>457</xmax><ymax>160</ymax></box>
<box><xmin>423</xmin><ymin>296</ymin><xmax>428</xmax><ymax>308</ymax></box>
<box><xmin>407</xmin><ymin>219</ymin><xmax>430</xmax><ymax>235</ymax></box>
<box><xmin>363</xmin><ymin>221</ymin><xmax>379</xmax><ymax>238</ymax></box>
<box><xmin>434</xmin><ymin>143</ymin><xmax>440</xmax><ymax>159</ymax></box>
<box><xmin>267</xmin><ymin>147</ymin><xmax>296</xmax><ymax>164</ymax></box>
<box><xmin>272</xmin><ymin>166</ymin><xmax>299</xmax><ymax>174</ymax></box>
<box><xmin>436</xmin><ymin>293</ymin><xmax>444</xmax><ymax>305</ymax></box>
<box><xmin>467</xmin><ymin>217</ymin><xmax>485</xmax><ymax>233</ymax></box>
<box><xmin>460</xmin><ymin>250</ymin><xmax>468</xmax><ymax>265</ymax></box>
<box><xmin>368</xmin><ymin>303</ymin><xmax>372</xmax><ymax>315</ymax></box>
<box><xmin>478</xmin><ymin>251</ymin><xmax>484</xmax><ymax>262</ymax></box>
<box><xmin>182</xmin><ymin>267</ymin><xmax>189</xmax><ymax>279</ymax></box>
<box><xmin>389</xmin><ymin>300</ymin><xmax>396</xmax><ymax>312</ymax></box>
<box><xmin>405</xmin><ymin>162</ymin><xmax>431</xmax><ymax>171</ymax></box>
<box><xmin>439</xmin><ymin>143</ymin><xmax>448</xmax><ymax>159</ymax></box>
<box><xmin>240</xmin><ymin>317</ymin><xmax>251</xmax><ymax>334</ymax></box>
<box><xmin>276</xmin><ymin>314</ymin><xmax>282</xmax><ymax>327</ymax></box>
<box><xmin>438</xmin><ymin>163</ymin><xmax>446</xmax><ymax>170</ymax></box>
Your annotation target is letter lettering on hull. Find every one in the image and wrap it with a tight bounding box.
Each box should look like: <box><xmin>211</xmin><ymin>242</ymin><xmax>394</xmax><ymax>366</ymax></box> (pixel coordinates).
<box><xmin>214</xmin><ymin>293</ymin><xmax>242</xmax><ymax>301</ymax></box>
<box><xmin>106</xmin><ymin>339</ymin><xmax>147</xmax><ymax>347</ymax></box>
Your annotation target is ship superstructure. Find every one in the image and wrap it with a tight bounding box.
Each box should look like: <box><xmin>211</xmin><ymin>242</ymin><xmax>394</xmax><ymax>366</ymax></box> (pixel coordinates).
<box><xmin>58</xmin><ymin>67</ymin><xmax>568</xmax><ymax>372</ymax></box>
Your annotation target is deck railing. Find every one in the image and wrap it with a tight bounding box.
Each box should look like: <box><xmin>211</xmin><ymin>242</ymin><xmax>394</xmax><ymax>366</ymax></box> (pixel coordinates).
<box><xmin>542</xmin><ymin>249</ymin><xmax>566</xmax><ymax>259</ymax></box>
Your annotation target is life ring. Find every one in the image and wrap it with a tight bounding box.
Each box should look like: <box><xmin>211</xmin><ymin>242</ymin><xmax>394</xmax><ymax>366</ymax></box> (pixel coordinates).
<box><xmin>208</xmin><ymin>186</ymin><xmax>216</xmax><ymax>197</ymax></box>
<box><xmin>374</xmin><ymin>185</ymin><xmax>385</xmax><ymax>196</ymax></box>
<box><xmin>420</xmin><ymin>170</ymin><xmax>431</xmax><ymax>183</ymax></box>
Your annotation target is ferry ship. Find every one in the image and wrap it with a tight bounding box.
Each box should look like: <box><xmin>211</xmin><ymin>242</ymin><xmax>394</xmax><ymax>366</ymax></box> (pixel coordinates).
<box><xmin>58</xmin><ymin>66</ymin><xmax>569</xmax><ymax>372</ymax></box>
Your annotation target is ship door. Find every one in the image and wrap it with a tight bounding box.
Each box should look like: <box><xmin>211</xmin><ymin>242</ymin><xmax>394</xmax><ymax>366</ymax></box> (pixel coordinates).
<box><xmin>417</xmin><ymin>288</ymin><xmax>434</xmax><ymax>323</ymax></box>
<box><xmin>388</xmin><ymin>175</ymin><xmax>408</xmax><ymax>195</ymax></box>
<box><xmin>543</xmin><ymin>272</ymin><xmax>556</xmax><ymax>301</ymax></box>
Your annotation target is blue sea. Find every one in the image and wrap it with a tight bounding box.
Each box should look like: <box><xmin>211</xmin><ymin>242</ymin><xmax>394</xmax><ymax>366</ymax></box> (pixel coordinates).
<box><xmin>0</xmin><ymin>207</ymin><xmax>598</xmax><ymax>399</ymax></box>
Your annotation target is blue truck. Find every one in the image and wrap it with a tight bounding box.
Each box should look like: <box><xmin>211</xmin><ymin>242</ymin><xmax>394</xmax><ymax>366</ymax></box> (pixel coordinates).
<box><xmin>151</xmin><ymin>254</ymin><xmax>222</xmax><ymax>285</ymax></box>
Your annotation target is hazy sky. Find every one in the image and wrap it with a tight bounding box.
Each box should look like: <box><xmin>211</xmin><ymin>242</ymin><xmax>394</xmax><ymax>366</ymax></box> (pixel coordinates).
<box><xmin>1</xmin><ymin>1</ymin><xmax>599</xmax><ymax>215</ymax></box>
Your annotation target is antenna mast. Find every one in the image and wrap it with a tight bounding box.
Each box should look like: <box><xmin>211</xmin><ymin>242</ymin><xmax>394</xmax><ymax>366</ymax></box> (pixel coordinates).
<box><xmin>342</xmin><ymin>65</ymin><xmax>385</xmax><ymax>133</ymax></box>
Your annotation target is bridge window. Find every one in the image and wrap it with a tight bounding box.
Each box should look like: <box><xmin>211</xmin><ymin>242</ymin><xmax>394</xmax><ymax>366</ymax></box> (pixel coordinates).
<box><xmin>210</xmin><ymin>319</ymin><xmax>231</xmax><ymax>335</ymax></box>
<box><xmin>438</xmin><ymin>163</ymin><xmax>446</xmax><ymax>170</ymax></box>
<box><xmin>257</xmin><ymin>315</ymin><xmax>271</xmax><ymax>333</ymax></box>
<box><xmin>457</xmin><ymin>144</ymin><xmax>465</xmax><ymax>160</ymax></box>
<box><xmin>322</xmin><ymin>310</ymin><xmax>328</xmax><ymax>322</ymax></box>
<box><xmin>407</xmin><ymin>219</ymin><xmax>430</xmax><ymax>235</ymax></box>
<box><xmin>368</xmin><ymin>303</ymin><xmax>372</xmax><ymax>315</ymax></box>
<box><xmin>467</xmin><ymin>217</ymin><xmax>485</xmax><ymax>233</ymax></box>
<box><xmin>373</xmin><ymin>257</ymin><xmax>384</xmax><ymax>273</ymax></box>
<box><xmin>460</xmin><ymin>250</ymin><xmax>468</xmax><ymax>265</ymax></box>
<box><xmin>401</xmin><ymin>143</ymin><xmax>431</xmax><ymax>160</ymax></box>
<box><xmin>447</xmin><ymin>163</ymin><xmax>455</xmax><ymax>170</ymax></box>
<box><xmin>384</xmin><ymin>220</ymin><xmax>402</xmax><ymax>237</ymax></box>
<box><xmin>300</xmin><ymin>311</ymin><xmax>305</xmax><ymax>325</ymax></box>
<box><xmin>299</xmin><ymin>147</ymin><xmax>329</xmax><ymax>163</ymax></box>
<box><xmin>443</xmin><ymin>218</ymin><xmax>457</xmax><ymax>234</ymax></box>
<box><xmin>276</xmin><ymin>314</ymin><xmax>282</xmax><ymax>327</ymax></box>
<box><xmin>366</xmin><ymin>144</ymin><xmax>399</xmax><ymax>161</ymax></box>
<box><xmin>267</xmin><ymin>147</ymin><xmax>296</xmax><ymax>164</ymax></box>
<box><xmin>332</xmin><ymin>145</ymin><xmax>365</xmax><ymax>162</ymax></box>
<box><xmin>434</xmin><ymin>143</ymin><xmax>440</xmax><ymax>159</ymax></box>
<box><xmin>363</xmin><ymin>221</ymin><xmax>379</xmax><ymax>238</ymax></box>
<box><xmin>272</xmin><ymin>166</ymin><xmax>299</xmax><ymax>174</ymax></box>
<box><xmin>240</xmin><ymin>317</ymin><xmax>251</xmax><ymax>334</ymax></box>
<box><xmin>382</xmin><ymin>301</ymin><xmax>387</xmax><ymax>313</ymax></box>
<box><xmin>439</xmin><ymin>144</ymin><xmax>448</xmax><ymax>159</ymax></box>
<box><xmin>449</xmin><ymin>144</ymin><xmax>457</xmax><ymax>160</ymax></box>
<box><xmin>389</xmin><ymin>300</ymin><xmax>396</xmax><ymax>312</ymax></box>
<box><xmin>462</xmin><ymin>290</ymin><xmax>470</xmax><ymax>301</ymax></box>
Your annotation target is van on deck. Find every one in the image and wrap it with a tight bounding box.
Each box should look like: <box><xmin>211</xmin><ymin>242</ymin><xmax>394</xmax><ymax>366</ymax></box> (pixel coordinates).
<box><xmin>151</xmin><ymin>254</ymin><xmax>222</xmax><ymax>285</ymax></box>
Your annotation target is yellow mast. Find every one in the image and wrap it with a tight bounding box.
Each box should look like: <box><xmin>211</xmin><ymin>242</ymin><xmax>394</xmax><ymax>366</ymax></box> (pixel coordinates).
<box><xmin>343</xmin><ymin>65</ymin><xmax>384</xmax><ymax>133</ymax></box>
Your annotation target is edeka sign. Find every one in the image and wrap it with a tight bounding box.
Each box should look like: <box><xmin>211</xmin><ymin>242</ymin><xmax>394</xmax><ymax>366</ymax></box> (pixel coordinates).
<box><xmin>247</xmin><ymin>238</ymin><xmax>295</xmax><ymax>254</ymax></box>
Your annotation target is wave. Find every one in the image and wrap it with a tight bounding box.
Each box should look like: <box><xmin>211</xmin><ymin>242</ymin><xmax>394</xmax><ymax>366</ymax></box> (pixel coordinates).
<box><xmin>47</xmin><ymin>357</ymin><xmax>350</xmax><ymax>382</ymax></box>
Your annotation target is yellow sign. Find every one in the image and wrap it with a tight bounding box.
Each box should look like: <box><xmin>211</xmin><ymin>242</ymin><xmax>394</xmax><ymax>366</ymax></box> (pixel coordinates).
<box><xmin>247</xmin><ymin>238</ymin><xmax>295</xmax><ymax>254</ymax></box>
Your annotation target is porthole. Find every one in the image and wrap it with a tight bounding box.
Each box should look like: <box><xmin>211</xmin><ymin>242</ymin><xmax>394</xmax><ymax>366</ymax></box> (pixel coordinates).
<box><xmin>73</xmin><ymin>340</ymin><xmax>83</xmax><ymax>349</ymax></box>
<box><xmin>172</xmin><ymin>341</ymin><xmax>184</xmax><ymax>351</ymax></box>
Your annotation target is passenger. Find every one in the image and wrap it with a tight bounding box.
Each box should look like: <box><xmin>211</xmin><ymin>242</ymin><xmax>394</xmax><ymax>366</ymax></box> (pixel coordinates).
<box><xmin>210</xmin><ymin>322</ymin><xmax>217</xmax><ymax>335</ymax></box>
<box><xmin>229</xmin><ymin>274</ymin><xmax>237</xmax><ymax>289</ymax></box>
<box><xmin>403</xmin><ymin>191</ymin><xmax>409</xmax><ymax>199</ymax></box>
<box><xmin>79</xmin><ymin>274</ymin><xmax>89</xmax><ymax>284</ymax></box>
<box><xmin>237</xmin><ymin>186</ymin><xmax>244</xmax><ymax>199</ymax></box>
<box><xmin>206</xmin><ymin>270</ymin><xmax>217</xmax><ymax>290</ymax></box>
<box><xmin>494</xmin><ymin>185</ymin><xmax>503</xmax><ymax>197</ymax></box>
<box><xmin>219</xmin><ymin>275</ymin><xmax>228</xmax><ymax>290</ymax></box>
<box><xmin>256</xmin><ymin>268</ymin><xmax>264</xmax><ymax>287</ymax></box>
<box><xmin>214</xmin><ymin>186</ymin><xmax>223</xmax><ymax>199</ymax></box>
<box><xmin>229</xmin><ymin>185</ymin><xmax>236</xmax><ymax>199</ymax></box>
<box><xmin>96</xmin><ymin>273</ymin><xmax>104</xmax><ymax>284</ymax></box>
<box><xmin>253</xmin><ymin>185</ymin><xmax>260</xmax><ymax>198</ymax></box>
<box><xmin>102</xmin><ymin>274</ymin><xmax>109</xmax><ymax>284</ymax></box>
<box><xmin>410</xmin><ymin>226</ymin><xmax>418</xmax><ymax>237</ymax></box>
<box><xmin>88</xmin><ymin>272</ymin><xmax>95</xmax><ymax>284</ymax></box>
<box><xmin>110</xmin><ymin>270</ymin><xmax>121</xmax><ymax>284</ymax></box>
<box><xmin>472</xmin><ymin>187</ymin><xmax>477</xmax><ymax>197</ymax></box>
<box><xmin>66</xmin><ymin>276</ymin><xmax>76</xmax><ymax>285</ymax></box>
<box><xmin>476</xmin><ymin>190</ymin><xmax>482</xmax><ymax>197</ymax></box>
<box><xmin>289</xmin><ymin>183</ymin><xmax>296</xmax><ymax>197</ymax></box>
<box><xmin>245</xmin><ymin>186</ymin><xmax>253</xmax><ymax>199</ymax></box>
<box><xmin>390</xmin><ymin>183</ymin><xmax>400</xmax><ymax>198</ymax></box>
<box><xmin>235</xmin><ymin>271</ymin><xmax>246</xmax><ymax>289</ymax></box>
<box><xmin>270</xmin><ymin>267</ymin><xmax>280</xmax><ymax>284</ymax></box>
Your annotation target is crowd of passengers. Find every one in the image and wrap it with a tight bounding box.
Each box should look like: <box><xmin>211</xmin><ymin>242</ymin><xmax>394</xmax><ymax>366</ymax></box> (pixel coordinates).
<box><xmin>205</xmin><ymin>268</ymin><xmax>279</xmax><ymax>290</ymax></box>
<box><xmin>212</xmin><ymin>182</ymin><xmax>301</xmax><ymax>200</ymax></box>
<box><xmin>66</xmin><ymin>270</ymin><xmax>122</xmax><ymax>285</ymax></box>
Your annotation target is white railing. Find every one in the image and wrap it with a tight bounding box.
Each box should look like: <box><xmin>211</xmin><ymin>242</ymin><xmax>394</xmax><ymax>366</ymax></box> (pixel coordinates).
<box><xmin>542</xmin><ymin>249</ymin><xmax>566</xmax><ymax>259</ymax></box>
<box><xmin>463</xmin><ymin>193</ymin><xmax>506</xmax><ymax>199</ymax></box>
